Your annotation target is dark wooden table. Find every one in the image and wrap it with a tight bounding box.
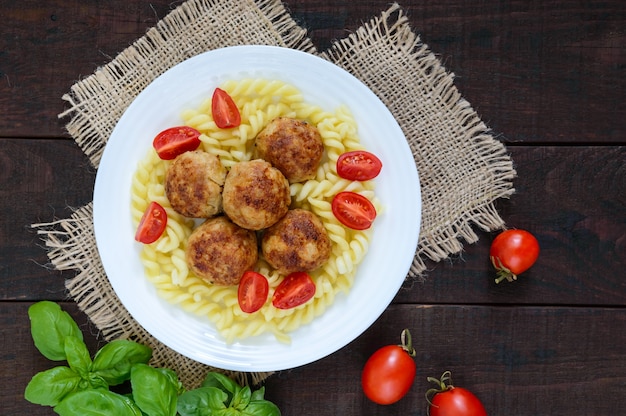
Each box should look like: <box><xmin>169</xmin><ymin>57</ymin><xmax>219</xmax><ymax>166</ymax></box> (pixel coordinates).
<box><xmin>2</xmin><ymin>1</ymin><xmax>625</xmax><ymax>414</ymax></box>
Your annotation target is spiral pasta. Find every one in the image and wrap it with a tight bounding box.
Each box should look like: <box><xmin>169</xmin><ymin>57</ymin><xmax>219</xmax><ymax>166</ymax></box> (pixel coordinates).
<box><xmin>131</xmin><ymin>78</ymin><xmax>378</xmax><ymax>343</ymax></box>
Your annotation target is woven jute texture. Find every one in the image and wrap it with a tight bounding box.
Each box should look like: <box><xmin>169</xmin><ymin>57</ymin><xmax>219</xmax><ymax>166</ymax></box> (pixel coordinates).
<box><xmin>33</xmin><ymin>0</ymin><xmax>515</xmax><ymax>388</ymax></box>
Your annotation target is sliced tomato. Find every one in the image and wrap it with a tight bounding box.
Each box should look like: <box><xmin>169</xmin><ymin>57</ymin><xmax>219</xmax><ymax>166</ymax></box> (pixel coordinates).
<box><xmin>212</xmin><ymin>88</ymin><xmax>241</xmax><ymax>129</ymax></box>
<box><xmin>238</xmin><ymin>271</ymin><xmax>269</xmax><ymax>313</ymax></box>
<box><xmin>135</xmin><ymin>201</ymin><xmax>167</xmax><ymax>244</ymax></box>
<box><xmin>331</xmin><ymin>191</ymin><xmax>377</xmax><ymax>230</ymax></box>
<box><xmin>272</xmin><ymin>272</ymin><xmax>316</xmax><ymax>310</ymax></box>
<box><xmin>337</xmin><ymin>150</ymin><xmax>382</xmax><ymax>181</ymax></box>
<box><xmin>152</xmin><ymin>126</ymin><xmax>201</xmax><ymax>160</ymax></box>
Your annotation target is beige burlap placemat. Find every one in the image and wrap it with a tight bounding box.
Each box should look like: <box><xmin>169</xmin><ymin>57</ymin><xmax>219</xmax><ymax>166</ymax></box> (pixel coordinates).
<box><xmin>33</xmin><ymin>0</ymin><xmax>515</xmax><ymax>388</ymax></box>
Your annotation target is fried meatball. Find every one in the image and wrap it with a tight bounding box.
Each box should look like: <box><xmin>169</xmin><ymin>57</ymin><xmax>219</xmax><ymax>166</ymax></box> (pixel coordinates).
<box><xmin>185</xmin><ymin>216</ymin><xmax>258</xmax><ymax>286</ymax></box>
<box><xmin>222</xmin><ymin>159</ymin><xmax>291</xmax><ymax>230</ymax></box>
<box><xmin>254</xmin><ymin>117</ymin><xmax>324</xmax><ymax>183</ymax></box>
<box><xmin>165</xmin><ymin>150</ymin><xmax>226</xmax><ymax>218</ymax></box>
<box><xmin>261</xmin><ymin>208</ymin><xmax>331</xmax><ymax>275</ymax></box>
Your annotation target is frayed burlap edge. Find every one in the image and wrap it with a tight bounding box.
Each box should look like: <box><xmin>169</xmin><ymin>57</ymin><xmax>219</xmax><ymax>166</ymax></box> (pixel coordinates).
<box><xmin>322</xmin><ymin>4</ymin><xmax>516</xmax><ymax>276</ymax></box>
<box><xmin>32</xmin><ymin>1</ymin><xmax>516</xmax><ymax>389</ymax></box>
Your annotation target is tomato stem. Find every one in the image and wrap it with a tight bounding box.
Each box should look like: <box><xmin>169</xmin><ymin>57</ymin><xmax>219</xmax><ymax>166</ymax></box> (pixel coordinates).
<box><xmin>400</xmin><ymin>329</ymin><xmax>416</xmax><ymax>357</ymax></box>
<box><xmin>491</xmin><ymin>256</ymin><xmax>518</xmax><ymax>284</ymax></box>
<box><xmin>425</xmin><ymin>370</ymin><xmax>454</xmax><ymax>410</ymax></box>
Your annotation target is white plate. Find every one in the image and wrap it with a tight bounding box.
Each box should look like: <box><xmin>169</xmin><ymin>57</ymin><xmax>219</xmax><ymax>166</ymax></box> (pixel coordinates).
<box><xmin>93</xmin><ymin>45</ymin><xmax>421</xmax><ymax>372</ymax></box>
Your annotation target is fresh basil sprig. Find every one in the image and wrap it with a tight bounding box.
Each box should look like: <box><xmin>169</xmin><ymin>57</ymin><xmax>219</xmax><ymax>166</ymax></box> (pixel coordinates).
<box><xmin>25</xmin><ymin>301</ymin><xmax>281</xmax><ymax>416</ymax></box>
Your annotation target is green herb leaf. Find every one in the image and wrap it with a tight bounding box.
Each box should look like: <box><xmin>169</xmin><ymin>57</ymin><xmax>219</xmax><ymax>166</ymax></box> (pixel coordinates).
<box><xmin>244</xmin><ymin>400</ymin><xmax>282</xmax><ymax>416</ymax></box>
<box><xmin>177</xmin><ymin>387</ymin><xmax>229</xmax><ymax>416</ymax></box>
<box><xmin>64</xmin><ymin>335</ymin><xmax>92</xmax><ymax>377</ymax></box>
<box><xmin>202</xmin><ymin>372</ymin><xmax>241</xmax><ymax>404</ymax></box>
<box><xmin>54</xmin><ymin>389</ymin><xmax>143</xmax><ymax>416</ymax></box>
<box><xmin>130</xmin><ymin>363</ymin><xmax>178</xmax><ymax>416</ymax></box>
<box><xmin>91</xmin><ymin>339</ymin><xmax>152</xmax><ymax>386</ymax></box>
<box><xmin>232</xmin><ymin>386</ymin><xmax>252</xmax><ymax>410</ymax></box>
<box><xmin>28</xmin><ymin>301</ymin><xmax>83</xmax><ymax>361</ymax></box>
<box><xmin>24</xmin><ymin>366</ymin><xmax>81</xmax><ymax>406</ymax></box>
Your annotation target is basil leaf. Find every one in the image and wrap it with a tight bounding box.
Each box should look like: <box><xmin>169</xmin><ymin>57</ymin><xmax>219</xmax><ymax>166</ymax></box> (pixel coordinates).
<box><xmin>232</xmin><ymin>386</ymin><xmax>251</xmax><ymax>411</ymax></box>
<box><xmin>64</xmin><ymin>335</ymin><xmax>92</xmax><ymax>377</ymax></box>
<box><xmin>130</xmin><ymin>363</ymin><xmax>178</xmax><ymax>416</ymax></box>
<box><xmin>154</xmin><ymin>367</ymin><xmax>185</xmax><ymax>395</ymax></box>
<box><xmin>250</xmin><ymin>386</ymin><xmax>265</xmax><ymax>402</ymax></box>
<box><xmin>91</xmin><ymin>339</ymin><xmax>152</xmax><ymax>386</ymax></box>
<box><xmin>177</xmin><ymin>387</ymin><xmax>228</xmax><ymax>416</ymax></box>
<box><xmin>24</xmin><ymin>366</ymin><xmax>81</xmax><ymax>406</ymax></box>
<box><xmin>243</xmin><ymin>400</ymin><xmax>281</xmax><ymax>416</ymax></box>
<box><xmin>202</xmin><ymin>372</ymin><xmax>241</xmax><ymax>403</ymax></box>
<box><xmin>54</xmin><ymin>389</ymin><xmax>143</xmax><ymax>416</ymax></box>
<box><xmin>28</xmin><ymin>301</ymin><xmax>83</xmax><ymax>361</ymax></box>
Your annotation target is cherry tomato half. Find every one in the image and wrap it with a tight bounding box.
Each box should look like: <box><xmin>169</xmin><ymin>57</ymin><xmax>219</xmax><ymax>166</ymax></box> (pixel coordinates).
<box><xmin>134</xmin><ymin>201</ymin><xmax>167</xmax><ymax>244</ymax></box>
<box><xmin>272</xmin><ymin>272</ymin><xmax>316</xmax><ymax>310</ymax></box>
<box><xmin>337</xmin><ymin>150</ymin><xmax>382</xmax><ymax>181</ymax></box>
<box><xmin>212</xmin><ymin>88</ymin><xmax>241</xmax><ymax>129</ymax></box>
<box><xmin>152</xmin><ymin>126</ymin><xmax>201</xmax><ymax>160</ymax></box>
<box><xmin>362</xmin><ymin>329</ymin><xmax>416</xmax><ymax>405</ymax></box>
<box><xmin>490</xmin><ymin>229</ymin><xmax>539</xmax><ymax>283</ymax></box>
<box><xmin>427</xmin><ymin>371</ymin><xmax>487</xmax><ymax>416</ymax></box>
<box><xmin>331</xmin><ymin>191</ymin><xmax>377</xmax><ymax>230</ymax></box>
<box><xmin>237</xmin><ymin>271</ymin><xmax>269</xmax><ymax>314</ymax></box>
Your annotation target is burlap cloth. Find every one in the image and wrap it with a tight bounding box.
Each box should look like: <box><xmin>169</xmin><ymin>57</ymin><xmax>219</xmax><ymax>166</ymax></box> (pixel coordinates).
<box><xmin>33</xmin><ymin>0</ymin><xmax>515</xmax><ymax>388</ymax></box>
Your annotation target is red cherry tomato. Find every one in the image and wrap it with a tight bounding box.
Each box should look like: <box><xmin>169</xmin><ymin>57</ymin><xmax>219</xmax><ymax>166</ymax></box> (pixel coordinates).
<box><xmin>212</xmin><ymin>88</ymin><xmax>241</xmax><ymax>129</ymax></box>
<box><xmin>362</xmin><ymin>329</ymin><xmax>416</xmax><ymax>405</ymax></box>
<box><xmin>237</xmin><ymin>271</ymin><xmax>269</xmax><ymax>313</ymax></box>
<box><xmin>331</xmin><ymin>191</ymin><xmax>377</xmax><ymax>230</ymax></box>
<box><xmin>134</xmin><ymin>201</ymin><xmax>167</xmax><ymax>244</ymax></box>
<box><xmin>272</xmin><ymin>272</ymin><xmax>316</xmax><ymax>310</ymax></box>
<box><xmin>337</xmin><ymin>150</ymin><xmax>382</xmax><ymax>181</ymax></box>
<box><xmin>427</xmin><ymin>372</ymin><xmax>487</xmax><ymax>416</ymax></box>
<box><xmin>490</xmin><ymin>229</ymin><xmax>540</xmax><ymax>283</ymax></box>
<box><xmin>152</xmin><ymin>126</ymin><xmax>201</xmax><ymax>160</ymax></box>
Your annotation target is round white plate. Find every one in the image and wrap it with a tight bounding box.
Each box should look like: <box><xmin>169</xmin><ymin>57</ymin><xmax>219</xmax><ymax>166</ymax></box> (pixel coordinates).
<box><xmin>93</xmin><ymin>45</ymin><xmax>421</xmax><ymax>372</ymax></box>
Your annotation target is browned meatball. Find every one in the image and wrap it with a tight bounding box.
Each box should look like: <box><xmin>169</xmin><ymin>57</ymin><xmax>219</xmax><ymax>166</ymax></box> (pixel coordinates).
<box><xmin>261</xmin><ymin>208</ymin><xmax>331</xmax><ymax>275</ymax></box>
<box><xmin>165</xmin><ymin>150</ymin><xmax>226</xmax><ymax>218</ymax></box>
<box><xmin>222</xmin><ymin>159</ymin><xmax>291</xmax><ymax>230</ymax></box>
<box><xmin>254</xmin><ymin>117</ymin><xmax>324</xmax><ymax>183</ymax></box>
<box><xmin>185</xmin><ymin>216</ymin><xmax>258</xmax><ymax>286</ymax></box>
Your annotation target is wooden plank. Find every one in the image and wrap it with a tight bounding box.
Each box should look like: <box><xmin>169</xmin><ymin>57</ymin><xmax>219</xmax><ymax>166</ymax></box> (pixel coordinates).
<box><xmin>4</xmin><ymin>302</ymin><xmax>625</xmax><ymax>415</ymax></box>
<box><xmin>0</xmin><ymin>0</ymin><xmax>623</xmax><ymax>142</ymax></box>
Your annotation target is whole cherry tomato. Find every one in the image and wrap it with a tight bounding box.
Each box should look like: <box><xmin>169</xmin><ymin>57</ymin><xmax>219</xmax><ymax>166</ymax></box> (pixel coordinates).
<box><xmin>134</xmin><ymin>201</ymin><xmax>167</xmax><ymax>244</ymax></box>
<box><xmin>237</xmin><ymin>271</ymin><xmax>269</xmax><ymax>313</ymax></box>
<box><xmin>336</xmin><ymin>150</ymin><xmax>382</xmax><ymax>181</ymax></box>
<box><xmin>272</xmin><ymin>272</ymin><xmax>316</xmax><ymax>309</ymax></box>
<box><xmin>152</xmin><ymin>126</ymin><xmax>201</xmax><ymax>160</ymax></box>
<box><xmin>490</xmin><ymin>229</ymin><xmax>540</xmax><ymax>283</ymax></box>
<box><xmin>427</xmin><ymin>371</ymin><xmax>487</xmax><ymax>416</ymax></box>
<box><xmin>331</xmin><ymin>191</ymin><xmax>377</xmax><ymax>230</ymax></box>
<box><xmin>212</xmin><ymin>87</ymin><xmax>241</xmax><ymax>129</ymax></box>
<box><xmin>362</xmin><ymin>329</ymin><xmax>416</xmax><ymax>405</ymax></box>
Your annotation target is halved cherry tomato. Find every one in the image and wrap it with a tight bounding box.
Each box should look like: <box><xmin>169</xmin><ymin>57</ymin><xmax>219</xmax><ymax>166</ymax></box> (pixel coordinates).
<box><xmin>212</xmin><ymin>88</ymin><xmax>241</xmax><ymax>129</ymax></box>
<box><xmin>427</xmin><ymin>371</ymin><xmax>487</xmax><ymax>416</ymax></box>
<box><xmin>331</xmin><ymin>191</ymin><xmax>377</xmax><ymax>230</ymax></box>
<box><xmin>337</xmin><ymin>150</ymin><xmax>382</xmax><ymax>181</ymax></box>
<box><xmin>152</xmin><ymin>126</ymin><xmax>201</xmax><ymax>160</ymax></box>
<box><xmin>237</xmin><ymin>271</ymin><xmax>269</xmax><ymax>313</ymax></box>
<box><xmin>362</xmin><ymin>329</ymin><xmax>416</xmax><ymax>405</ymax></box>
<box><xmin>272</xmin><ymin>272</ymin><xmax>316</xmax><ymax>310</ymax></box>
<box><xmin>134</xmin><ymin>201</ymin><xmax>167</xmax><ymax>244</ymax></box>
<box><xmin>490</xmin><ymin>229</ymin><xmax>539</xmax><ymax>283</ymax></box>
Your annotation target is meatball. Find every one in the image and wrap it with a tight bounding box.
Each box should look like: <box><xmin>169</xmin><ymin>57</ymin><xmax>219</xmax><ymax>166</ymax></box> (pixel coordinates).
<box><xmin>254</xmin><ymin>117</ymin><xmax>324</xmax><ymax>183</ymax></box>
<box><xmin>261</xmin><ymin>209</ymin><xmax>331</xmax><ymax>275</ymax></box>
<box><xmin>222</xmin><ymin>159</ymin><xmax>291</xmax><ymax>230</ymax></box>
<box><xmin>185</xmin><ymin>216</ymin><xmax>258</xmax><ymax>286</ymax></box>
<box><xmin>165</xmin><ymin>150</ymin><xmax>226</xmax><ymax>218</ymax></box>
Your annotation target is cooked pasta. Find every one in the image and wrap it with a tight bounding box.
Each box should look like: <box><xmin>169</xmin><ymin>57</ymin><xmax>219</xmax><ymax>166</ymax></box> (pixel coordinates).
<box><xmin>130</xmin><ymin>78</ymin><xmax>379</xmax><ymax>343</ymax></box>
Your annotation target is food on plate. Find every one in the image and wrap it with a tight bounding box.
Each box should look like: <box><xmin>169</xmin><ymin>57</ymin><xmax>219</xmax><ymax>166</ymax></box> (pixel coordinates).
<box><xmin>131</xmin><ymin>78</ymin><xmax>381</xmax><ymax>343</ymax></box>
<box><xmin>272</xmin><ymin>271</ymin><xmax>316</xmax><ymax>309</ymax></box>
<box><xmin>211</xmin><ymin>87</ymin><xmax>241</xmax><ymax>129</ymax></box>
<box><xmin>134</xmin><ymin>201</ymin><xmax>168</xmax><ymax>244</ymax></box>
<box><xmin>426</xmin><ymin>371</ymin><xmax>487</xmax><ymax>416</ymax></box>
<box><xmin>164</xmin><ymin>150</ymin><xmax>226</xmax><ymax>218</ymax></box>
<box><xmin>262</xmin><ymin>208</ymin><xmax>331</xmax><ymax>275</ymax></box>
<box><xmin>332</xmin><ymin>191</ymin><xmax>377</xmax><ymax>230</ymax></box>
<box><xmin>362</xmin><ymin>329</ymin><xmax>416</xmax><ymax>405</ymax></box>
<box><xmin>185</xmin><ymin>216</ymin><xmax>258</xmax><ymax>286</ymax></box>
<box><xmin>254</xmin><ymin>117</ymin><xmax>324</xmax><ymax>183</ymax></box>
<box><xmin>237</xmin><ymin>271</ymin><xmax>269</xmax><ymax>314</ymax></box>
<box><xmin>222</xmin><ymin>159</ymin><xmax>290</xmax><ymax>230</ymax></box>
<box><xmin>490</xmin><ymin>229</ymin><xmax>539</xmax><ymax>283</ymax></box>
<box><xmin>337</xmin><ymin>150</ymin><xmax>382</xmax><ymax>181</ymax></box>
<box><xmin>152</xmin><ymin>126</ymin><xmax>202</xmax><ymax>160</ymax></box>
